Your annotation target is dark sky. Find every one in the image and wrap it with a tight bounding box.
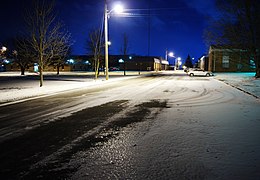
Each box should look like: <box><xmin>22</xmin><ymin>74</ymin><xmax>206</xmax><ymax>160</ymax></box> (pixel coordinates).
<box><xmin>0</xmin><ymin>0</ymin><xmax>218</xmax><ymax>64</ymax></box>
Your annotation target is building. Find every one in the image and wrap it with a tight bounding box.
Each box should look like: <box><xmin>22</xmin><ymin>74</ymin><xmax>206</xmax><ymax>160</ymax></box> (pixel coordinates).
<box><xmin>207</xmin><ymin>45</ymin><xmax>255</xmax><ymax>72</ymax></box>
<box><xmin>5</xmin><ymin>61</ymin><xmax>72</xmax><ymax>73</ymax></box>
<box><xmin>2</xmin><ymin>55</ymin><xmax>169</xmax><ymax>72</ymax></box>
<box><xmin>198</xmin><ymin>55</ymin><xmax>209</xmax><ymax>71</ymax></box>
<box><xmin>111</xmin><ymin>55</ymin><xmax>168</xmax><ymax>71</ymax></box>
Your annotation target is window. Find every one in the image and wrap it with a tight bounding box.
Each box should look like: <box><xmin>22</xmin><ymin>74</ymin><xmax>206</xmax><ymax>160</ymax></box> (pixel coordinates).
<box><xmin>222</xmin><ymin>55</ymin><xmax>229</xmax><ymax>68</ymax></box>
<box><xmin>250</xmin><ymin>59</ymin><xmax>256</xmax><ymax>69</ymax></box>
<box><xmin>237</xmin><ymin>64</ymin><xmax>242</xmax><ymax>70</ymax></box>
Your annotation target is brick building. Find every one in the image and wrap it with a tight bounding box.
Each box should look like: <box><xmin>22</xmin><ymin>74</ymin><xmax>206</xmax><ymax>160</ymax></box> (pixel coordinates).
<box><xmin>207</xmin><ymin>45</ymin><xmax>255</xmax><ymax>72</ymax></box>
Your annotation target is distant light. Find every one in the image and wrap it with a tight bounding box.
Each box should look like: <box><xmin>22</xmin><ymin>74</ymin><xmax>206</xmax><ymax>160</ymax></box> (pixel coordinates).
<box><xmin>118</xmin><ymin>59</ymin><xmax>124</xmax><ymax>63</ymax></box>
<box><xmin>13</xmin><ymin>50</ymin><xmax>18</xmax><ymax>55</ymax></box>
<box><xmin>67</xmin><ymin>59</ymin><xmax>74</xmax><ymax>64</ymax></box>
<box><xmin>129</xmin><ymin>56</ymin><xmax>132</xmax><ymax>59</ymax></box>
<box><xmin>2</xmin><ymin>46</ymin><xmax>7</xmax><ymax>51</ymax></box>
<box><xmin>3</xmin><ymin>59</ymin><xmax>10</xmax><ymax>64</ymax></box>
<box><xmin>177</xmin><ymin>57</ymin><xmax>181</xmax><ymax>61</ymax></box>
<box><xmin>108</xmin><ymin>41</ymin><xmax>111</xmax><ymax>46</ymax></box>
<box><xmin>1</xmin><ymin>46</ymin><xmax>7</xmax><ymax>52</ymax></box>
<box><xmin>168</xmin><ymin>52</ymin><xmax>174</xmax><ymax>57</ymax></box>
<box><xmin>85</xmin><ymin>60</ymin><xmax>90</xmax><ymax>64</ymax></box>
<box><xmin>113</xmin><ymin>4</ymin><xmax>124</xmax><ymax>14</ymax></box>
<box><xmin>34</xmin><ymin>63</ymin><xmax>38</xmax><ymax>72</ymax></box>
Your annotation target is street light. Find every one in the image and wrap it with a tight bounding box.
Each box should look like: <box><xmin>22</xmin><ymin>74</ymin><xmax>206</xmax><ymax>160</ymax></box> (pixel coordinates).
<box><xmin>175</xmin><ymin>57</ymin><xmax>181</xmax><ymax>70</ymax></box>
<box><xmin>168</xmin><ymin>52</ymin><xmax>174</xmax><ymax>58</ymax></box>
<box><xmin>0</xmin><ymin>46</ymin><xmax>7</xmax><ymax>54</ymax></box>
<box><xmin>165</xmin><ymin>49</ymin><xmax>174</xmax><ymax>61</ymax></box>
<box><xmin>104</xmin><ymin>1</ymin><xmax>124</xmax><ymax>80</ymax></box>
<box><xmin>113</xmin><ymin>4</ymin><xmax>124</xmax><ymax>14</ymax></box>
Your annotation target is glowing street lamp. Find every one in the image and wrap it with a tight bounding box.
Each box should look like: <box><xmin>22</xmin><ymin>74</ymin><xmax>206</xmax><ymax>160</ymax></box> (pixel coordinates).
<box><xmin>113</xmin><ymin>4</ymin><xmax>124</xmax><ymax>14</ymax></box>
<box><xmin>168</xmin><ymin>52</ymin><xmax>174</xmax><ymax>57</ymax></box>
<box><xmin>2</xmin><ymin>46</ymin><xmax>7</xmax><ymax>52</ymax></box>
<box><xmin>175</xmin><ymin>57</ymin><xmax>181</xmax><ymax>70</ymax></box>
<box><xmin>1</xmin><ymin>46</ymin><xmax>7</xmax><ymax>55</ymax></box>
<box><xmin>104</xmin><ymin>1</ymin><xmax>124</xmax><ymax>80</ymax></box>
<box><xmin>165</xmin><ymin>49</ymin><xmax>174</xmax><ymax>61</ymax></box>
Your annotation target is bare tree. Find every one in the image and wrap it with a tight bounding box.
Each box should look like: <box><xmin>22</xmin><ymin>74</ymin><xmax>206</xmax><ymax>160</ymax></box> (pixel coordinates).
<box><xmin>204</xmin><ymin>0</ymin><xmax>260</xmax><ymax>77</ymax></box>
<box><xmin>24</xmin><ymin>0</ymin><xmax>72</xmax><ymax>86</ymax></box>
<box><xmin>49</xmin><ymin>25</ymin><xmax>73</xmax><ymax>75</ymax></box>
<box><xmin>14</xmin><ymin>37</ymin><xmax>35</xmax><ymax>75</ymax></box>
<box><xmin>120</xmin><ymin>33</ymin><xmax>130</xmax><ymax>76</ymax></box>
<box><xmin>51</xmin><ymin>47</ymin><xmax>71</xmax><ymax>75</ymax></box>
<box><xmin>86</xmin><ymin>28</ymin><xmax>104</xmax><ymax>79</ymax></box>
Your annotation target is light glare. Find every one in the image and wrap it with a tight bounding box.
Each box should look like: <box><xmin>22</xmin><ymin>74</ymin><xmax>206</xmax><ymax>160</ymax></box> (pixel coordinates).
<box><xmin>1</xmin><ymin>46</ymin><xmax>7</xmax><ymax>52</ymax></box>
<box><xmin>168</xmin><ymin>52</ymin><xmax>174</xmax><ymax>57</ymax></box>
<box><xmin>114</xmin><ymin>4</ymin><xmax>124</xmax><ymax>13</ymax></box>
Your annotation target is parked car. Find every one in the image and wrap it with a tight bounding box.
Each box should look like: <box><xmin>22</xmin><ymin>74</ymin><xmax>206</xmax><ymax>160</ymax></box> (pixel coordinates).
<box><xmin>188</xmin><ymin>69</ymin><xmax>213</xmax><ymax>77</ymax></box>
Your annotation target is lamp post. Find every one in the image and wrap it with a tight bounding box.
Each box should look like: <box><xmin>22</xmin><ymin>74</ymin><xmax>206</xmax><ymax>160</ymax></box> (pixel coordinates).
<box><xmin>175</xmin><ymin>57</ymin><xmax>181</xmax><ymax>70</ymax></box>
<box><xmin>165</xmin><ymin>50</ymin><xmax>174</xmax><ymax>60</ymax></box>
<box><xmin>104</xmin><ymin>1</ymin><xmax>109</xmax><ymax>80</ymax></box>
<box><xmin>165</xmin><ymin>49</ymin><xmax>168</xmax><ymax>61</ymax></box>
<box><xmin>168</xmin><ymin>52</ymin><xmax>174</xmax><ymax>58</ymax></box>
<box><xmin>165</xmin><ymin>50</ymin><xmax>174</xmax><ymax>69</ymax></box>
<box><xmin>104</xmin><ymin>1</ymin><xmax>123</xmax><ymax>80</ymax></box>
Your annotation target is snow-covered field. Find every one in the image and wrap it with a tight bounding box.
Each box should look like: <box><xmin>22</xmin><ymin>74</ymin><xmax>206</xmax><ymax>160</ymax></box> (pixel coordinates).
<box><xmin>0</xmin><ymin>71</ymin><xmax>144</xmax><ymax>105</ymax></box>
<box><xmin>0</xmin><ymin>71</ymin><xmax>259</xmax><ymax>105</ymax></box>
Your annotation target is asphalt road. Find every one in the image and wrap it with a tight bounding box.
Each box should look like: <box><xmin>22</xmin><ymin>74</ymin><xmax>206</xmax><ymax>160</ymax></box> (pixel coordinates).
<box><xmin>0</xmin><ymin>72</ymin><xmax>259</xmax><ymax>179</ymax></box>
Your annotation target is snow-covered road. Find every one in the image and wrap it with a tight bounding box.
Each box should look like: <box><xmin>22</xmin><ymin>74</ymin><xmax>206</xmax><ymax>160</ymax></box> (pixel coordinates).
<box><xmin>0</xmin><ymin>71</ymin><xmax>259</xmax><ymax>179</ymax></box>
<box><xmin>70</xmin><ymin>72</ymin><xmax>260</xmax><ymax>179</ymax></box>
<box><xmin>0</xmin><ymin>71</ymin><xmax>259</xmax><ymax>105</ymax></box>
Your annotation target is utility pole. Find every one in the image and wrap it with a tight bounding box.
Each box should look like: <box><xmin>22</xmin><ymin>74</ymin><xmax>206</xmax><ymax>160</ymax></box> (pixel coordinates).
<box><xmin>104</xmin><ymin>0</ymin><xmax>109</xmax><ymax>80</ymax></box>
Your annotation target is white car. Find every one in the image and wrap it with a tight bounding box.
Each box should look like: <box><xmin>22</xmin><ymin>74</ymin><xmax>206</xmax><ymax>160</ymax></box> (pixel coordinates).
<box><xmin>188</xmin><ymin>69</ymin><xmax>213</xmax><ymax>77</ymax></box>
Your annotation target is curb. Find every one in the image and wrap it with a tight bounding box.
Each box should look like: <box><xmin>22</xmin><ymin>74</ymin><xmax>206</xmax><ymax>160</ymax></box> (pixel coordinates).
<box><xmin>216</xmin><ymin>79</ymin><xmax>259</xmax><ymax>99</ymax></box>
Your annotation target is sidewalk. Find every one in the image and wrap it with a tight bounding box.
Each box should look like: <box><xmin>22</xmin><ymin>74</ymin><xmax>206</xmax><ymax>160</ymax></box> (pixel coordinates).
<box><xmin>214</xmin><ymin>72</ymin><xmax>260</xmax><ymax>98</ymax></box>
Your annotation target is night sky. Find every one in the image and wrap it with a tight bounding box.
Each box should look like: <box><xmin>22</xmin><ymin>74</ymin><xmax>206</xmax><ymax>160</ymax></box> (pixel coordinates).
<box><xmin>0</xmin><ymin>0</ymin><xmax>218</xmax><ymax>65</ymax></box>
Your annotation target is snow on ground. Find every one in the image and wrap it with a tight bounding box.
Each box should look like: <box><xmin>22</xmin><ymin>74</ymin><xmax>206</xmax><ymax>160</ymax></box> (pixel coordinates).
<box><xmin>0</xmin><ymin>71</ymin><xmax>143</xmax><ymax>105</ymax></box>
<box><xmin>0</xmin><ymin>72</ymin><xmax>99</xmax><ymax>104</ymax></box>
<box><xmin>0</xmin><ymin>71</ymin><xmax>259</xmax><ymax>106</ymax></box>
<box><xmin>0</xmin><ymin>70</ymin><xmax>259</xmax><ymax>179</ymax></box>
<box><xmin>214</xmin><ymin>72</ymin><xmax>260</xmax><ymax>98</ymax></box>
<box><xmin>67</xmin><ymin>71</ymin><xmax>260</xmax><ymax>179</ymax></box>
